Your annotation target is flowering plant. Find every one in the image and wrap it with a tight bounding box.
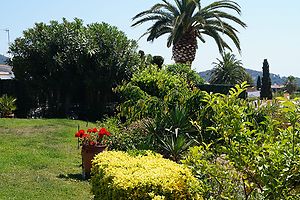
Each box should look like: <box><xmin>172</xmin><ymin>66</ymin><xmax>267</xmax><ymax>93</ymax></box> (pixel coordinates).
<box><xmin>75</xmin><ymin>127</ymin><xmax>111</xmax><ymax>147</ymax></box>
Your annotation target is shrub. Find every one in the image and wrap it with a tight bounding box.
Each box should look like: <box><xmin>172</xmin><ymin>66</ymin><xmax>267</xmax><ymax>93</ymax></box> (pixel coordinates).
<box><xmin>183</xmin><ymin>145</ymin><xmax>244</xmax><ymax>199</ymax></box>
<box><xmin>91</xmin><ymin>151</ymin><xmax>203</xmax><ymax>200</ymax></box>
<box><xmin>116</xmin><ymin>64</ymin><xmax>203</xmax><ymax>122</ymax></box>
<box><xmin>0</xmin><ymin>94</ymin><xmax>16</xmax><ymax>117</ymax></box>
<box><xmin>143</xmin><ymin>107</ymin><xmax>198</xmax><ymax>162</ymax></box>
<box><xmin>110</xmin><ymin>118</ymin><xmax>154</xmax><ymax>151</ymax></box>
<box><xmin>187</xmin><ymin>83</ymin><xmax>300</xmax><ymax>199</ymax></box>
<box><xmin>114</xmin><ymin>64</ymin><xmax>205</xmax><ymax>159</ymax></box>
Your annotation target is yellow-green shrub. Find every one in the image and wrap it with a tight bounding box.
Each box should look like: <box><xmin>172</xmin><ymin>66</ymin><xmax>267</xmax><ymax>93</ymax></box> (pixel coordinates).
<box><xmin>91</xmin><ymin>151</ymin><xmax>203</xmax><ymax>200</ymax></box>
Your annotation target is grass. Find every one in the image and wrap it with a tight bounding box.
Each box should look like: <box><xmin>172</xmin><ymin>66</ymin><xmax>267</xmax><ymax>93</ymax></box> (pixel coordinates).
<box><xmin>0</xmin><ymin>118</ymin><xmax>95</xmax><ymax>200</ymax></box>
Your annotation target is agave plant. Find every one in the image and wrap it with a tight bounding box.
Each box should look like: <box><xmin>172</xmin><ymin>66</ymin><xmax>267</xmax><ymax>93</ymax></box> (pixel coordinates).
<box><xmin>143</xmin><ymin>106</ymin><xmax>197</xmax><ymax>162</ymax></box>
<box><xmin>158</xmin><ymin>128</ymin><xmax>195</xmax><ymax>163</ymax></box>
<box><xmin>0</xmin><ymin>94</ymin><xmax>17</xmax><ymax>117</ymax></box>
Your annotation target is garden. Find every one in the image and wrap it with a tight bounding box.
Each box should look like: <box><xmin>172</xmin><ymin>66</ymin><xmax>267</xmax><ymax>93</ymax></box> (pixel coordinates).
<box><xmin>1</xmin><ymin>0</ymin><xmax>300</xmax><ymax>199</ymax></box>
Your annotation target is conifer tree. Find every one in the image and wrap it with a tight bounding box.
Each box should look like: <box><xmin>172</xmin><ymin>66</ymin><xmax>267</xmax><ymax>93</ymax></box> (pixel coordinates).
<box><xmin>256</xmin><ymin>75</ymin><xmax>261</xmax><ymax>90</ymax></box>
<box><xmin>260</xmin><ymin>59</ymin><xmax>272</xmax><ymax>99</ymax></box>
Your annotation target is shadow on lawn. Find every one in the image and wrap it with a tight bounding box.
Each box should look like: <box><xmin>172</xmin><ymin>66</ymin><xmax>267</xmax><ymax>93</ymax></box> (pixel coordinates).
<box><xmin>57</xmin><ymin>173</ymin><xmax>88</xmax><ymax>182</ymax></box>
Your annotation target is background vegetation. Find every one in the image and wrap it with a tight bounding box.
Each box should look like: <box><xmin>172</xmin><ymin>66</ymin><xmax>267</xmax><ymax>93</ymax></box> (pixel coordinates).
<box><xmin>9</xmin><ymin>18</ymin><xmax>141</xmax><ymax>120</ymax></box>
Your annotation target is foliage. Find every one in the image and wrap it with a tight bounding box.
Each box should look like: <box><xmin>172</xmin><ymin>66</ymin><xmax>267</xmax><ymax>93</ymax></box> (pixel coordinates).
<box><xmin>209</xmin><ymin>52</ymin><xmax>249</xmax><ymax>85</ymax></box>
<box><xmin>185</xmin><ymin>82</ymin><xmax>300</xmax><ymax>199</ymax></box>
<box><xmin>165</xmin><ymin>64</ymin><xmax>204</xmax><ymax>86</ymax></box>
<box><xmin>142</xmin><ymin>106</ymin><xmax>198</xmax><ymax>162</ymax></box>
<box><xmin>256</xmin><ymin>75</ymin><xmax>261</xmax><ymax>90</ymax></box>
<box><xmin>9</xmin><ymin>18</ymin><xmax>141</xmax><ymax>119</ymax></box>
<box><xmin>132</xmin><ymin>0</ymin><xmax>246</xmax><ymax>64</ymax></box>
<box><xmin>115</xmin><ymin>65</ymin><xmax>205</xmax><ymax>160</ymax></box>
<box><xmin>151</xmin><ymin>55</ymin><xmax>164</xmax><ymax>69</ymax></box>
<box><xmin>75</xmin><ymin>127</ymin><xmax>111</xmax><ymax>147</ymax></box>
<box><xmin>260</xmin><ymin>59</ymin><xmax>273</xmax><ymax>99</ymax></box>
<box><xmin>183</xmin><ymin>145</ymin><xmax>244</xmax><ymax>199</ymax></box>
<box><xmin>0</xmin><ymin>94</ymin><xmax>16</xmax><ymax>117</ymax></box>
<box><xmin>91</xmin><ymin>151</ymin><xmax>203</xmax><ymax>200</ymax></box>
<box><xmin>110</xmin><ymin>118</ymin><xmax>154</xmax><ymax>151</ymax></box>
<box><xmin>116</xmin><ymin>64</ymin><xmax>194</xmax><ymax>121</ymax></box>
<box><xmin>285</xmin><ymin>75</ymin><xmax>298</xmax><ymax>94</ymax></box>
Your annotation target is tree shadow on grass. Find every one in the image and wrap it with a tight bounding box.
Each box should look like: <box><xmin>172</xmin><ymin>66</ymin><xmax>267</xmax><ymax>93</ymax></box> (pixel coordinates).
<box><xmin>57</xmin><ymin>173</ymin><xmax>88</xmax><ymax>182</ymax></box>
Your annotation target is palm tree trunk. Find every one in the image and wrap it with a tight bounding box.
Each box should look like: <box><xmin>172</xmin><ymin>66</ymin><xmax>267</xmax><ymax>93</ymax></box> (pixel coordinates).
<box><xmin>172</xmin><ymin>30</ymin><xmax>197</xmax><ymax>64</ymax></box>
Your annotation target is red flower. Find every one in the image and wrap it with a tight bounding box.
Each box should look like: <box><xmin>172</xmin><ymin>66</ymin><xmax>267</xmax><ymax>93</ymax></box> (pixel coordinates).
<box><xmin>75</xmin><ymin>132</ymin><xmax>81</xmax><ymax>137</ymax></box>
<box><xmin>75</xmin><ymin>127</ymin><xmax>111</xmax><ymax>147</ymax></box>
<box><xmin>99</xmin><ymin>128</ymin><xmax>110</xmax><ymax>136</ymax></box>
<box><xmin>82</xmin><ymin>133</ymin><xmax>90</xmax><ymax>138</ymax></box>
<box><xmin>75</xmin><ymin>129</ymin><xmax>85</xmax><ymax>137</ymax></box>
<box><xmin>87</xmin><ymin>128</ymin><xmax>93</xmax><ymax>133</ymax></box>
<box><xmin>92</xmin><ymin>128</ymin><xmax>98</xmax><ymax>133</ymax></box>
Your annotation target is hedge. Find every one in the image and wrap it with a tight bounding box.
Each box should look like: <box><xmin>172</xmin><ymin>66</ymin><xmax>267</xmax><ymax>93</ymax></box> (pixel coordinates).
<box><xmin>91</xmin><ymin>151</ymin><xmax>203</xmax><ymax>200</ymax></box>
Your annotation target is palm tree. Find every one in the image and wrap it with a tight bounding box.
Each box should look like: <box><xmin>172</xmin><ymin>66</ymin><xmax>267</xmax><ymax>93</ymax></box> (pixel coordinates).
<box><xmin>285</xmin><ymin>75</ymin><xmax>298</xmax><ymax>94</ymax></box>
<box><xmin>132</xmin><ymin>0</ymin><xmax>246</xmax><ymax>64</ymax></box>
<box><xmin>209</xmin><ymin>52</ymin><xmax>248</xmax><ymax>85</ymax></box>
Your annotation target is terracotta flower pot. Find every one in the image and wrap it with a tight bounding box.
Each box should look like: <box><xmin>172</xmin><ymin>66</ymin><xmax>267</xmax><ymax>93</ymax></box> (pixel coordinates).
<box><xmin>81</xmin><ymin>144</ymin><xmax>106</xmax><ymax>179</ymax></box>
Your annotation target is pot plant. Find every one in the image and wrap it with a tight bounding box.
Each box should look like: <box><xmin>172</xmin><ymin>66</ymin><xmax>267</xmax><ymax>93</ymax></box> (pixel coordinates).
<box><xmin>0</xmin><ymin>94</ymin><xmax>16</xmax><ymax>118</ymax></box>
<box><xmin>75</xmin><ymin>127</ymin><xmax>111</xmax><ymax>179</ymax></box>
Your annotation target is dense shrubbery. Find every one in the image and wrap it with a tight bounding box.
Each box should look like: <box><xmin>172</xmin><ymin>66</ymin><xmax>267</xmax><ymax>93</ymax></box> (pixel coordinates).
<box><xmin>9</xmin><ymin>19</ymin><xmax>141</xmax><ymax>119</ymax></box>
<box><xmin>184</xmin><ymin>83</ymin><xmax>300</xmax><ymax>199</ymax></box>
<box><xmin>97</xmin><ymin>117</ymin><xmax>153</xmax><ymax>151</ymax></box>
<box><xmin>91</xmin><ymin>151</ymin><xmax>203</xmax><ymax>200</ymax></box>
<box><xmin>114</xmin><ymin>64</ymin><xmax>205</xmax><ymax>160</ymax></box>
<box><xmin>96</xmin><ymin>67</ymin><xmax>300</xmax><ymax>199</ymax></box>
<box><xmin>116</xmin><ymin>64</ymin><xmax>202</xmax><ymax>122</ymax></box>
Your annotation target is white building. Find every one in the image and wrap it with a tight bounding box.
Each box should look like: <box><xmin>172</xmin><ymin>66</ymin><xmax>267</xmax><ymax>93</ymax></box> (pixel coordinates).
<box><xmin>0</xmin><ymin>65</ymin><xmax>14</xmax><ymax>80</ymax></box>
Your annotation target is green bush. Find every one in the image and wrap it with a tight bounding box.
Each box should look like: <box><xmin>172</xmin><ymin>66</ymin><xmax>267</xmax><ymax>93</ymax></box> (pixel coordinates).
<box><xmin>114</xmin><ymin>64</ymin><xmax>205</xmax><ymax>160</ymax></box>
<box><xmin>116</xmin><ymin>64</ymin><xmax>203</xmax><ymax>122</ymax></box>
<box><xmin>186</xmin><ymin>83</ymin><xmax>300</xmax><ymax>199</ymax></box>
<box><xmin>183</xmin><ymin>145</ymin><xmax>244</xmax><ymax>199</ymax></box>
<box><xmin>91</xmin><ymin>151</ymin><xmax>203</xmax><ymax>200</ymax></box>
<box><xmin>0</xmin><ymin>94</ymin><xmax>16</xmax><ymax>117</ymax></box>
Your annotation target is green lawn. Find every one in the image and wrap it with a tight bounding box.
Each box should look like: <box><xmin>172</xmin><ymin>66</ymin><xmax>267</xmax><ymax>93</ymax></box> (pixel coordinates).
<box><xmin>0</xmin><ymin>118</ymin><xmax>94</xmax><ymax>200</ymax></box>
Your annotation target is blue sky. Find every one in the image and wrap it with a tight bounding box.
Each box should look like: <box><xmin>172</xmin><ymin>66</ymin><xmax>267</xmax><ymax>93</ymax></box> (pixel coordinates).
<box><xmin>1</xmin><ymin>0</ymin><xmax>300</xmax><ymax>77</ymax></box>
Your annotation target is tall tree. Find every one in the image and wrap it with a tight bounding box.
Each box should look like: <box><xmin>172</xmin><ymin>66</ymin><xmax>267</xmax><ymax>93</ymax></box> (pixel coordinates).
<box><xmin>260</xmin><ymin>59</ymin><xmax>272</xmax><ymax>100</ymax></box>
<box><xmin>256</xmin><ymin>75</ymin><xmax>261</xmax><ymax>90</ymax></box>
<box><xmin>9</xmin><ymin>19</ymin><xmax>140</xmax><ymax>119</ymax></box>
<box><xmin>285</xmin><ymin>75</ymin><xmax>298</xmax><ymax>94</ymax></box>
<box><xmin>209</xmin><ymin>52</ymin><xmax>249</xmax><ymax>85</ymax></box>
<box><xmin>132</xmin><ymin>0</ymin><xmax>246</xmax><ymax>64</ymax></box>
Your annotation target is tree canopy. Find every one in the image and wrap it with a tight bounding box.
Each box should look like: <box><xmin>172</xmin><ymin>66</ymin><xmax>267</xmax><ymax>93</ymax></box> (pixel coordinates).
<box><xmin>260</xmin><ymin>59</ymin><xmax>272</xmax><ymax>100</ymax></box>
<box><xmin>285</xmin><ymin>75</ymin><xmax>298</xmax><ymax>94</ymax></box>
<box><xmin>9</xmin><ymin>18</ymin><xmax>141</xmax><ymax>119</ymax></box>
<box><xmin>132</xmin><ymin>0</ymin><xmax>246</xmax><ymax>64</ymax></box>
<box><xmin>209</xmin><ymin>52</ymin><xmax>250</xmax><ymax>85</ymax></box>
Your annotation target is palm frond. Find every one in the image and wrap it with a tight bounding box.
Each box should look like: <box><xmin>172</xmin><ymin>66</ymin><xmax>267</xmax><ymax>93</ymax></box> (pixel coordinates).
<box><xmin>132</xmin><ymin>0</ymin><xmax>246</xmax><ymax>64</ymax></box>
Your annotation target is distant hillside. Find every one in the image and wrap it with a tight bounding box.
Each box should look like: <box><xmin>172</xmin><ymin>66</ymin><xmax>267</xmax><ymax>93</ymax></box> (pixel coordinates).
<box><xmin>0</xmin><ymin>54</ymin><xmax>8</xmax><ymax>64</ymax></box>
<box><xmin>199</xmin><ymin>68</ymin><xmax>300</xmax><ymax>86</ymax></box>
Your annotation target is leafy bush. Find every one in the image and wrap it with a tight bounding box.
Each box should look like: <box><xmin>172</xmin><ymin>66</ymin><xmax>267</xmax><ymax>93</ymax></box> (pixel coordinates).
<box><xmin>0</xmin><ymin>94</ymin><xmax>16</xmax><ymax>117</ymax></box>
<box><xmin>114</xmin><ymin>64</ymin><xmax>205</xmax><ymax>160</ymax></box>
<box><xmin>165</xmin><ymin>64</ymin><xmax>204</xmax><ymax>86</ymax></box>
<box><xmin>116</xmin><ymin>64</ymin><xmax>203</xmax><ymax>122</ymax></box>
<box><xmin>10</xmin><ymin>19</ymin><xmax>141</xmax><ymax>119</ymax></box>
<box><xmin>97</xmin><ymin>117</ymin><xmax>154</xmax><ymax>151</ymax></box>
<box><xmin>91</xmin><ymin>151</ymin><xmax>203</xmax><ymax>200</ymax></box>
<box><xmin>186</xmin><ymin>83</ymin><xmax>300</xmax><ymax>199</ymax></box>
<box><xmin>183</xmin><ymin>145</ymin><xmax>244</xmax><ymax>199</ymax></box>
